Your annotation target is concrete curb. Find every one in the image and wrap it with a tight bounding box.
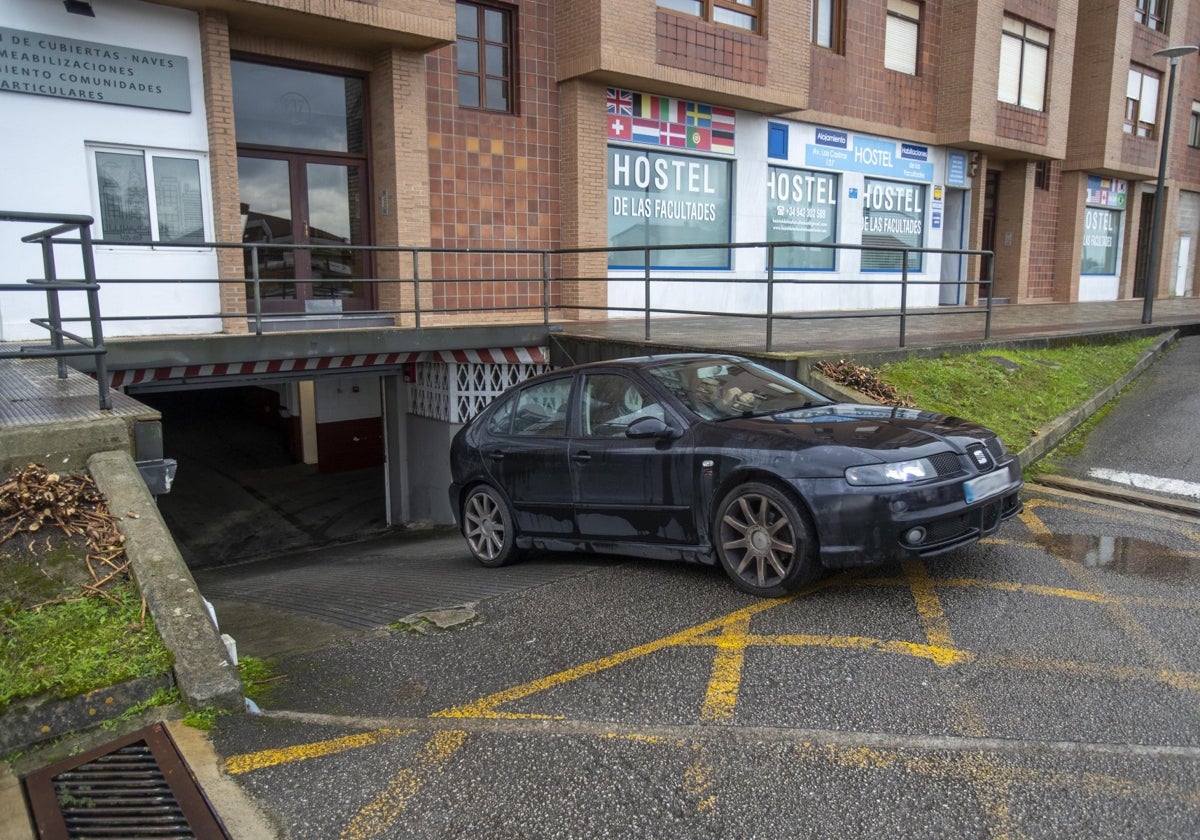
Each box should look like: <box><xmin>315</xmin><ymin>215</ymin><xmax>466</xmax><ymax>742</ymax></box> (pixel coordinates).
<box><xmin>87</xmin><ymin>450</ymin><xmax>243</xmax><ymax>713</ymax></box>
<box><xmin>1032</xmin><ymin>473</ymin><xmax>1200</xmax><ymax>518</ymax></box>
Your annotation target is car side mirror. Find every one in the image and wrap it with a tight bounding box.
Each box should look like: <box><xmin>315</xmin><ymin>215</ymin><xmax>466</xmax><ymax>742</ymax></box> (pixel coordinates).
<box><xmin>626</xmin><ymin>416</ymin><xmax>680</xmax><ymax>440</ymax></box>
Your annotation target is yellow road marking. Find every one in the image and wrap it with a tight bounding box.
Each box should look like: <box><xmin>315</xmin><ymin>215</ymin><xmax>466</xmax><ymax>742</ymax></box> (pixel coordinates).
<box><xmin>700</xmin><ymin>614</ymin><xmax>751</xmax><ymax>721</ymax></box>
<box><xmin>340</xmin><ymin>729</ymin><xmax>468</xmax><ymax>840</ymax></box>
<box><xmin>223</xmin><ymin>729</ymin><xmax>412</xmax><ymax>775</ymax></box>
<box><xmin>681</xmin><ymin>632</ymin><xmax>973</xmax><ymax>666</ymax></box>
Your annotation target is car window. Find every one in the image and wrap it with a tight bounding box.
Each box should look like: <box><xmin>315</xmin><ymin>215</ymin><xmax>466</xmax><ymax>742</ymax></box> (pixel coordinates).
<box><xmin>486</xmin><ymin>394</ymin><xmax>515</xmax><ymax>435</ymax></box>
<box><xmin>509</xmin><ymin>377</ymin><xmax>571</xmax><ymax>437</ymax></box>
<box><xmin>647</xmin><ymin>358</ymin><xmax>831</xmax><ymax>420</ymax></box>
<box><xmin>582</xmin><ymin>374</ymin><xmax>665</xmax><ymax>438</ymax></box>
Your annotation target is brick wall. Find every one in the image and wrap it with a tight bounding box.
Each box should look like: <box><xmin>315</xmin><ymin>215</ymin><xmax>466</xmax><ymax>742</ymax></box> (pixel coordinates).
<box><xmin>424</xmin><ymin>0</ymin><xmax>561</xmax><ymax>316</ymax></box>
<box><xmin>1027</xmin><ymin>162</ymin><xmax>1060</xmax><ymax>298</ymax></box>
<box><xmin>655</xmin><ymin>10</ymin><xmax>765</xmax><ymax>85</ymax></box>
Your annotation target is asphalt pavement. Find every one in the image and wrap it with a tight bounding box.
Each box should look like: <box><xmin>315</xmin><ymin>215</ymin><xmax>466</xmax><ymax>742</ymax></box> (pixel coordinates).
<box><xmin>1044</xmin><ymin>334</ymin><xmax>1200</xmax><ymax>509</ymax></box>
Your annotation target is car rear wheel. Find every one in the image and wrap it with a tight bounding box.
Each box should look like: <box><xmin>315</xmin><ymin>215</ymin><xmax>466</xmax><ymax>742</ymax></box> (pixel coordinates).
<box><xmin>461</xmin><ymin>485</ymin><xmax>523</xmax><ymax>567</ymax></box>
<box><xmin>715</xmin><ymin>482</ymin><xmax>820</xmax><ymax>597</ymax></box>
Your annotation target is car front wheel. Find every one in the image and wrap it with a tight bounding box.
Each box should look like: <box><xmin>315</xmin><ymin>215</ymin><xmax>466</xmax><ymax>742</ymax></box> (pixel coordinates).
<box><xmin>461</xmin><ymin>485</ymin><xmax>523</xmax><ymax>567</ymax></box>
<box><xmin>715</xmin><ymin>482</ymin><xmax>820</xmax><ymax>597</ymax></box>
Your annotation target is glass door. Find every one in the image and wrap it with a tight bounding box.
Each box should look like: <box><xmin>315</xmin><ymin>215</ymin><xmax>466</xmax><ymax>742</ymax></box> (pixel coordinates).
<box><xmin>233</xmin><ymin>59</ymin><xmax>372</xmax><ymax>313</ymax></box>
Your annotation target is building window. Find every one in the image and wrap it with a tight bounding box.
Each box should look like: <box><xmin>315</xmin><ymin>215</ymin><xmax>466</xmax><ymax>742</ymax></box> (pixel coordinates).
<box><xmin>1125</xmin><ymin>67</ymin><xmax>1161</xmax><ymax>138</ymax></box>
<box><xmin>811</xmin><ymin>0</ymin><xmax>844</xmax><ymax>52</ymax></box>
<box><xmin>766</xmin><ymin>167</ymin><xmax>838</xmax><ymax>270</ymax></box>
<box><xmin>885</xmin><ymin>0</ymin><xmax>920</xmax><ymax>75</ymax></box>
<box><xmin>657</xmin><ymin>0</ymin><xmax>761</xmax><ymax>33</ymax></box>
<box><xmin>1082</xmin><ymin>208</ymin><xmax>1120</xmax><ymax>275</ymax></box>
<box><xmin>607</xmin><ymin>146</ymin><xmax>733</xmax><ymax>269</ymax></box>
<box><xmin>861</xmin><ymin>178</ymin><xmax>925</xmax><ymax>272</ymax></box>
<box><xmin>998</xmin><ymin>16</ymin><xmax>1050</xmax><ymax>111</ymax></box>
<box><xmin>1134</xmin><ymin>0</ymin><xmax>1169</xmax><ymax>32</ymax></box>
<box><xmin>1034</xmin><ymin>160</ymin><xmax>1050</xmax><ymax>190</ymax></box>
<box><xmin>1188</xmin><ymin>101</ymin><xmax>1200</xmax><ymax>148</ymax></box>
<box><xmin>456</xmin><ymin>2</ymin><xmax>513</xmax><ymax>113</ymax></box>
<box><xmin>89</xmin><ymin>146</ymin><xmax>208</xmax><ymax>244</ymax></box>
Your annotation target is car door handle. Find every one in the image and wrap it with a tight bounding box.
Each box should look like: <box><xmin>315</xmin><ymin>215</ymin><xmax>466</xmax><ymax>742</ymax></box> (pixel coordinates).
<box><xmin>488</xmin><ymin>451</ymin><xmax>504</xmax><ymax>462</ymax></box>
<box><xmin>572</xmin><ymin>452</ymin><xmax>592</xmax><ymax>463</ymax></box>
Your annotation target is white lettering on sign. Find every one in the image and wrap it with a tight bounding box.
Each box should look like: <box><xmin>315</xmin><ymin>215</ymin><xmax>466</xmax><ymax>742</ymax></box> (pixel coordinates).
<box><xmin>766</xmin><ymin>170</ymin><xmax>837</xmax><ymax>206</ymax></box>
<box><xmin>863</xmin><ymin>182</ymin><xmax>923</xmax><ymax>214</ymax></box>
<box><xmin>854</xmin><ymin>146</ymin><xmax>893</xmax><ymax>168</ymax></box>
<box><xmin>610</xmin><ymin>152</ymin><xmax>717</xmax><ymax>194</ymax></box>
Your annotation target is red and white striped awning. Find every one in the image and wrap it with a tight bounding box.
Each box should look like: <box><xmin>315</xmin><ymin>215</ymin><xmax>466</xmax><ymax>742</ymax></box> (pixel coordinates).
<box><xmin>107</xmin><ymin>346</ymin><xmax>547</xmax><ymax>389</ymax></box>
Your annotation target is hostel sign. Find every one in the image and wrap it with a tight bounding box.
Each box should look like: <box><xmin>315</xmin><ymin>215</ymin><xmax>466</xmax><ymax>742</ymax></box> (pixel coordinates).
<box><xmin>0</xmin><ymin>26</ymin><xmax>190</xmax><ymax>112</ymax></box>
<box><xmin>806</xmin><ymin>129</ymin><xmax>933</xmax><ymax>182</ymax></box>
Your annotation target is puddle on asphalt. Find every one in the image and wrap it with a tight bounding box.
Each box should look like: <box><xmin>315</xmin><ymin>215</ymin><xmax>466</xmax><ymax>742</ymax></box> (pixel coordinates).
<box><xmin>1036</xmin><ymin>533</ymin><xmax>1198</xmax><ymax>580</ymax></box>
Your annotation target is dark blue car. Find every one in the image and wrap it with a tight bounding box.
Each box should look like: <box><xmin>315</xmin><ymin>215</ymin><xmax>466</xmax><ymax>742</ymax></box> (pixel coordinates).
<box><xmin>448</xmin><ymin>354</ymin><xmax>1022</xmax><ymax>597</ymax></box>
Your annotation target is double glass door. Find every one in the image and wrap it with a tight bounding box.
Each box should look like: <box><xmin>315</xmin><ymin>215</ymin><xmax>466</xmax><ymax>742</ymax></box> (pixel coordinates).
<box><xmin>233</xmin><ymin>59</ymin><xmax>372</xmax><ymax>312</ymax></box>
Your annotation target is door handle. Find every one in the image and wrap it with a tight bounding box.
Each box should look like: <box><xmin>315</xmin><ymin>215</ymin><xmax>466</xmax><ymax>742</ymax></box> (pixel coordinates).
<box><xmin>572</xmin><ymin>452</ymin><xmax>592</xmax><ymax>463</ymax></box>
<box><xmin>487</xmin><ymin>451</ymin><xmax>504</xmax><ymax>462</ymax></box>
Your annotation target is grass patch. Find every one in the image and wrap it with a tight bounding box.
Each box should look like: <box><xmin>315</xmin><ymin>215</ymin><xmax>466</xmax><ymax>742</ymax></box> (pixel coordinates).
<box><xmin>871</xmin><ymin>336</ymin><xmax>1159</xmax><ymax>451</ymax></box>
<box><xmin>1</xmin><ymin>579</ymin><xmax>173</xmax><ymax>712</ymax></box>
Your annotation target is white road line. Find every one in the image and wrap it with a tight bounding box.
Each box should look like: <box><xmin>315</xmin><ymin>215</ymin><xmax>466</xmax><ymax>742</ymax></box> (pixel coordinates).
<box><xmin>1088</xmin><ymin>468</ymin><xmax>1200</xmax><ymax>500</ymax></box>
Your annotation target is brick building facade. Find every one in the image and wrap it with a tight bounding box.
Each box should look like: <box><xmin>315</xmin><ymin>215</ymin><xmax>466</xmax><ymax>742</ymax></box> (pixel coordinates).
<box><xmin>3</xmin><ymin>0</ymin><xmax>1200</xmax><ymax>526</ymax></box>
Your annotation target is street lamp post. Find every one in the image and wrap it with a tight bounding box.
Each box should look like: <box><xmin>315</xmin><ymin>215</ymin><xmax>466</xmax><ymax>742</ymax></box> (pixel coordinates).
<box><xmin>1143</xmin><ymin>45</ymin><xmax>1198</xmax><ymax>324</ymax></box>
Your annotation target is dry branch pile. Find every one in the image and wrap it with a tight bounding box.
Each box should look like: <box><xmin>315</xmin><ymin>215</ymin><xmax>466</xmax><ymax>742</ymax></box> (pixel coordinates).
<box><xmin>814</xmin><ymin>359</ymin><xmax>917</xmax><ymax>407</ymax></box>
<box><xmin>0</xmin><ymin>463</ymin><xmax>130</xmax><ymax>602</ymax></box>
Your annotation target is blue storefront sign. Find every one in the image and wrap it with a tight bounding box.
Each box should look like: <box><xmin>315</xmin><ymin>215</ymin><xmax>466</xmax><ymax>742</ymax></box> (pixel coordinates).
<box><xmin>806</xmin><ymin>131</ymin><xmax>933</xmax><ymax>182</ymax></box>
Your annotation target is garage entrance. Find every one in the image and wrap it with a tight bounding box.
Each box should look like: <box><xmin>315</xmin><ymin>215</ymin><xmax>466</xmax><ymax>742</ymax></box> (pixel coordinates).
<box><xmin>136</xmin><ymin>386</ymin><xmax>388</xmax><ymax>568</ymax></box>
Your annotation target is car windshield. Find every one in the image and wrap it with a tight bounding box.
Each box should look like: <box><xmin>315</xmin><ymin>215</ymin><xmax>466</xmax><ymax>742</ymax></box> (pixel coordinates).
<box><xmin>646</xmin><ymin>358</ymin><xmax>833</xmax><ymax>421</ymax></box>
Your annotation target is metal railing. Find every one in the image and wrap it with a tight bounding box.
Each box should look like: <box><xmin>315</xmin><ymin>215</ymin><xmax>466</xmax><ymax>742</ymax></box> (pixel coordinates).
<box><xmin>0</xmin><ymin>211</ymin><xmax>110</xmax><ymax>409</ymax></box>
<box><xmin>2</xmin><ymin>218</ymin><xmax>995</xmax><ymax>395</ymax></box>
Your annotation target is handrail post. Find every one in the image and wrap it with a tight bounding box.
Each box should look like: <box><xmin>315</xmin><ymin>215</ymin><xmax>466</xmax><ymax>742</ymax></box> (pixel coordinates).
<box><xmin>899</xmin><ymin>250</ymin><xmax>909</xmax><ymax>348</ymax></box>
<box><xmin>643</xmin><ymin>247</ymin><xmax>652</xmax><ymax>341</ymax></box>
<box><xmin>765</xmin><ymin>244</ymin><xmax>776</xmax><ymax>352</ymax></box>
<box><xmin>411</xmin><ymin>249</ymin><xmax>422</xmax><ymax>329</ymax></box>
<box><xmin>984</xmin><ymin>251</ymin><xmax>994</xmax><ymax>340</ymax></box>
<box><xmin>79</xmin><ymin>223</ymin><xmax>111</xmax><ymax>410</ymax></box>
<box><xmin>37</xmin><ymin>234</ymin><xmax>68</xmax><ymax>380</ymax></box>
<box><xmin>542</xmin><ymin>250</ymin><xmax>551</xmax><ymax>325</ymax></box>
<box><xmin>250</xmin><ymin>246</ymin><xmax>264</xmax><ymax>336</ymax></box>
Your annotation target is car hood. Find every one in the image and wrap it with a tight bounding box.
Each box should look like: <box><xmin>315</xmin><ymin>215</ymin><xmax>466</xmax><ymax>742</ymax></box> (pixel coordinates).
<box><xmin>709</xmin><ymin>403</ymin><xmax>998</xmax><ymax>458</ymax></box>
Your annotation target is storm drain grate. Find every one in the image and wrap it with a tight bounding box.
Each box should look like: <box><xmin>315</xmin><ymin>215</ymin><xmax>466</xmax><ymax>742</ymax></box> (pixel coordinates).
<box><xmin>22</xmin><ymin>723</ymin><xmax>230</xmax><ymax>839</ymax></box>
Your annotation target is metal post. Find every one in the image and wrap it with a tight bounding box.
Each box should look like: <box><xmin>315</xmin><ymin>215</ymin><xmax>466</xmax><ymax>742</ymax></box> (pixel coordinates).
<box><xmin>899</xmin><ymin>250</ymin><xmax>909</xmax><ymax>348</ymax></box>
<box><xmin>38</xmin><ymin>234</ymin><xmax>68</xmax><ymax>379</ymax></box>
<box><xmin>250</xmin><ymin>246</ymin><xmax>263</xmax><ymax>335</ymax></box>
<box><xmin>79</xmin><ymin>223</ymin><xmax>111</xmax><ymax>410</ymax></box>
<box><xmin>765</xmin><ymin>244</ymin><xmax>776</xmax><ymax>351</ymax></box>
<box><xmin>643</xmin><ymin>248</ymin><xmax>652</xmax><ymax>341</ymax></box>
<box><xmin>541</xmin><ymin>251</ymin><xmax>551</xmax><ymax>325</ymax></box>
<box><xmin>983</xmin><ymin>251</ymin><xmax>995</xmax><ymax>340</ymax></box>
<box><xmin>411</xmin><ymin>249</ymin><xmax>422</xmax><ymax>329</ymax></box>
<box><xmin>1143</xmin><ymin>45</ymin><xmax>1198</xmax><ymax>324</ymax></box>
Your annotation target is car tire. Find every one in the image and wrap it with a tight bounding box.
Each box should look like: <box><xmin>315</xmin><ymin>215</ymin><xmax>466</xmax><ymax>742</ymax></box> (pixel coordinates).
<box><xmin>461</xmin><ymin>484</ymin><xmax>523</xmax><ymax>568</ymax></box>
<box><xmin>714</xmin><ymin>481</ymin><xmax>821</xmax><ymax>597</ymax></box>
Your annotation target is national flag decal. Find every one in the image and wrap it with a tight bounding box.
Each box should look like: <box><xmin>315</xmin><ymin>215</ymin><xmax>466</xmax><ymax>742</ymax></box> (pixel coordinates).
<box><xmin>604</xmin><ymin>88</ymin><xmax>736</xmax><ymax>156</ymax></box>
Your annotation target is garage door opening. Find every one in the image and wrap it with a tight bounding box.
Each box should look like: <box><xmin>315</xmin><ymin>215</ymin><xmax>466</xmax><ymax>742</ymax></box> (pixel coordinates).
<box><xmin>135</xmin><ymin>386</ymin><xmax>387</xmax><ymax>568</ymax></box>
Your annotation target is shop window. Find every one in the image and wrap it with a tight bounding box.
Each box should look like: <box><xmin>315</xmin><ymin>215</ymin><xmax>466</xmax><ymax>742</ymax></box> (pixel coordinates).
<box><xmin>1135</xmin><ymin>0</ymin><xmax>1169</xmax><ymax>33</ymax></box>
<box><xmin>1082</xmin><ymin>208</ymin><xmax>1120</xmax><ymax>275</ymax></box>
<box><xmin>885</xmin><ymin>0</ymin><xmax>921</xmax><ymax>75</ymax></box>
<box><xmin>811</xmin><ymin>0</ymin><xmax>844</xmax><ymax>53</ymax></box>
<box><xmin>607</xmin><ymin>146</ymin><xmax>733</xmax><ymax>269</ymax></box>
<box><xmin>657</xmin><ymin>0</ymin><xmax>762</xmax><ymax>33</ymax></box>
<box><xmin>998</xmin><ymin>16</ymin><xmax>1050</xmax><ymax>111</ymax></box>
<box><xmin>861</xmin><ymin>178</ymin><xmax>925</xmax><ymax>272</ymax></box>
<box><xmin>1188</xmin><ymin>101</ymin><xmax>1200</xmax><ymax>148</ymax></box>
<box><xmin>89</xmin><ymin>146</ymin><xmax>208</xmax><ymax>245</ymax></box>
<box><xmin>1125</xmin><ymin>67</ymin><xmax>1161</xmax><ymax>138</ymax></box>
<box><xmin>766</xmin><ymin>167</ymin><xmax>838</xmax><ymax>270</ymax></box>
<box><xmin>456</xmin><ymin>2</ymin><xmax>514</xmax><ymax>113</ymax></box>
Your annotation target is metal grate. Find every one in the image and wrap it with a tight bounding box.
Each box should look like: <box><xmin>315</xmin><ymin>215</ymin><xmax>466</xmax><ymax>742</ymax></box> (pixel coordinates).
<box><xmin>23</xmin><ymin>723</ymin><xmax>230</xmax><ymax>839</ymax></box>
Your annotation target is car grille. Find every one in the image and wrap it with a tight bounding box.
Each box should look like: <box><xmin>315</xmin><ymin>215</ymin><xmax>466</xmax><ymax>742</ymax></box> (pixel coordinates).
<box><xmin>984</xmin><ymin>436</ymin><xmax>1006</xmax><ymax>461</ymax></box>
<box><xmin>928</xmin><ymin>451</ymin><xmax>964</xmax><ymax>477</ymax></box>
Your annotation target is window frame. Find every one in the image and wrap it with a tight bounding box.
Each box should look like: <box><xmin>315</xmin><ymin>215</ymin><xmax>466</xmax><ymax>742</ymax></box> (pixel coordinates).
<box><xmin>811</xmin><ymin>0</ymin><xmax>845</xmax><ymax>53</ymax></box>
<box><xmin>656</xmin><ymin>0</ymin><xmax>763</xmax><ymax>35</ymax></box>
<box><xmin>1034</xmin><ymin>160</ymin><xmax>1050</xmax><ymax>190</ymax></box>
<box><xmin>1189</xmin><ymin>101</ymin><xmax>1200</xmax><ymax>149</ymax></box>
<box><xmin>997</xmin><ymin>15</ymin><xmax>1050</xmax><ymax>112</ymax></box>
<box><xmin>455</xmin><ymin>1</ymin><xmax>516</xmax><ymax>114</ymax></box>
<box><xmin>1134</xmin><ymin>0</ymin><xmax>1169</xmax><ymax>33</ymax></box>
<box><xmin>884</xmin><ymin>0</ymin><xmax>921</xmax><ymax>76</ymax></box>
<box><xmin>87</xmin><ymin>143</ymin><xmax>212</xmax><ymax>248</ymax></box>
<box><xmin>1125</xmin><ymin>66</ymin><xmax>1162</xmax><ymax>139</ymax></box>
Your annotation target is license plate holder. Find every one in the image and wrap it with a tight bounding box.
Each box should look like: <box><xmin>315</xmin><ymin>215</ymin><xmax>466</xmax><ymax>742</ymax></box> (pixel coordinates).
<box><xmin>963</xmin><ymin>468</ymin><xmax>1011</xmax><ymax>504</ymax></box>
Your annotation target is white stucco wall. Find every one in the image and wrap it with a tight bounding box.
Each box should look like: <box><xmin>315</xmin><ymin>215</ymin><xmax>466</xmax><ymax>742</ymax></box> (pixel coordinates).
<box><xmin>0</xmin><ymin>0</ymin><xmax>219</xmax><ymax>341</ymax></box>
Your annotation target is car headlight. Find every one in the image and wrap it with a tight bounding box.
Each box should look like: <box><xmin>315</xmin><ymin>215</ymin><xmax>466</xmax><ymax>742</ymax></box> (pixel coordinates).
<box><xmin>845</xmin><ymin>458</ymin><xmax>936</xmax><ymax>486</ymax></box>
